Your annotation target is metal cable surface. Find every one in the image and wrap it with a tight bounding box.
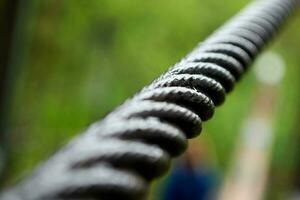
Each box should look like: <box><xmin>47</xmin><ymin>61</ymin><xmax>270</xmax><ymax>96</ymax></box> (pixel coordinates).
<box><xmin>1</xmin><ymin>0</ymin><xmax>299</xmax><ymax>199</ymax></box>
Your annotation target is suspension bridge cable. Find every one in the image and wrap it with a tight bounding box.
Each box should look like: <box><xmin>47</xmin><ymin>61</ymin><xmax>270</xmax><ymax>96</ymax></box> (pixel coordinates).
<box><xmin>1</xmin><ymin>0</ymin><xmax>299</xmax><ymax>199</ymax></box>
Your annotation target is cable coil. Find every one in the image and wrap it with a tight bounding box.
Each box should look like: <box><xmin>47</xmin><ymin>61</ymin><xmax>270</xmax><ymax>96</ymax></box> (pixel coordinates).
<box><xmin>1</xmin><ymin>0</ymin><xmax>299</xmax><ymax>199</ymax></box>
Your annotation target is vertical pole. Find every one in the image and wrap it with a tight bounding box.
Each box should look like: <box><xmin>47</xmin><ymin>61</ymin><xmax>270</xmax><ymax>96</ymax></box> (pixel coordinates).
<box><xmin>219</xmin><ymin>52</ymin><xmax>286</xmax><ymax>200</ymax></box>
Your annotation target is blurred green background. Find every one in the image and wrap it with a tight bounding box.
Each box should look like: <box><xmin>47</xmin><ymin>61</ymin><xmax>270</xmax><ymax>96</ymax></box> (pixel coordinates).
<box><xmin>1</xmin><ymin>0</ymin><xmax>300</xmax><ymax>199</ymax></box>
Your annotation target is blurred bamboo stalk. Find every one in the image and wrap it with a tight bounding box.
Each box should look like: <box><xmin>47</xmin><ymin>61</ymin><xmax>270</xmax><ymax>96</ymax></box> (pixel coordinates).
<box><xmin>218</xmin><ymin>52</ymin><xmax>285</xmax><ymax>200</ymax></box>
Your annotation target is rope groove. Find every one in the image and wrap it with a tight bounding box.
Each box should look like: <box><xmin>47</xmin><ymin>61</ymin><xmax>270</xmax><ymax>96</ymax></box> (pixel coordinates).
<box><xmin>1</xmin><ymin>0</ymin><xmax>298</xmax><ymax>199</ymax></box>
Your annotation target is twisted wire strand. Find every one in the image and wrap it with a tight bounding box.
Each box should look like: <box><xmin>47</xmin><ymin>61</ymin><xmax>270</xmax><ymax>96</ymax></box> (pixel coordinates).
<box><xmin>1</xmin><ymin>0</ymin><xmax>299</xmax><ymax>199</ymax></box>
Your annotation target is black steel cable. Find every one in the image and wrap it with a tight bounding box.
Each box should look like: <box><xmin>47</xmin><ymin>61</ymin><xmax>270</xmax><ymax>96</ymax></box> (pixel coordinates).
<box><xmin>1</xmin><ymin>0</ymin><xmax>299</xmax><ymax>199</ymax></box>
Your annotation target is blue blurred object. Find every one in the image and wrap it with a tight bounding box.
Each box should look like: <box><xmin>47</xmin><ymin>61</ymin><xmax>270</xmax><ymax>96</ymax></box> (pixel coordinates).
<box><xmin>163</xmin><ymin>160</ymin><xmax>217</xmax><ymax>200</ymax></box>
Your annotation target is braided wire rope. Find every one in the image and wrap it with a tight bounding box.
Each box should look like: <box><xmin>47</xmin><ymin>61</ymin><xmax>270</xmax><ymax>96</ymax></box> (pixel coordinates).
<box><xmin>1</xmin><ymin>0</ymin><xmax>299</xmax><ymax>199</ymax></box>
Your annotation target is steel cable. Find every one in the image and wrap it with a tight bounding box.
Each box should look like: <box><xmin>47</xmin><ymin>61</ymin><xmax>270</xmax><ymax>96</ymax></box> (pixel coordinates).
<box><xmin>1</xmin><ymin>0</ymin><xmax>299</xmax><ymax>199</ymax></box>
